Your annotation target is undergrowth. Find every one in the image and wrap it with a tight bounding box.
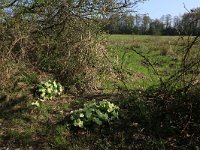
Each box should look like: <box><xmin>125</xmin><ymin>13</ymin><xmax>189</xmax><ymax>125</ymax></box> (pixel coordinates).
<box><xmin>0</xmin><ymin>35</ymin><xmax>199</xmax><ymax>149</ymax></box>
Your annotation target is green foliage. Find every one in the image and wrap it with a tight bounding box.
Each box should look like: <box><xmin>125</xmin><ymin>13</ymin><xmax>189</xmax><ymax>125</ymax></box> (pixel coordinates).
<box><xmin>70</xmin><ymin>100</ymin><xmax>119</xmax><ymax>128</ymax></box>
<box><xmin>36</xmin><ymin>80</ymin><xmax>63</xmax><ymax>101</ymax></box>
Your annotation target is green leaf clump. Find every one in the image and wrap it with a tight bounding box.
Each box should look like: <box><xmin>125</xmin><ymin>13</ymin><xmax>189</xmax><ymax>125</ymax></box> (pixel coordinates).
<box><xmin>70</xmin><ymin>100</ymin><xmax>119</xmax><ymax>128</ymax></box>
<box><xmin>36</xmin><ymin>80</ymin><xmax>64</xmax><ymax>101</ymax></box>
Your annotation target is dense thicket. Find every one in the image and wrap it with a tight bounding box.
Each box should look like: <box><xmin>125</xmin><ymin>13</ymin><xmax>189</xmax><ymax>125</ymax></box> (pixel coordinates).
<box><xmin>0</xmin><ymin>0</ymin><xmax>145</xmax><ymax>93</ymax></box>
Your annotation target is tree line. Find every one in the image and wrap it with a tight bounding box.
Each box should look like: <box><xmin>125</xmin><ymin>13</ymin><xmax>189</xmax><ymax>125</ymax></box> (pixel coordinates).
<box><xmin>103</xmin><ymin>7</ymin><xmax>200</xmax><ymax>35</ymax></box>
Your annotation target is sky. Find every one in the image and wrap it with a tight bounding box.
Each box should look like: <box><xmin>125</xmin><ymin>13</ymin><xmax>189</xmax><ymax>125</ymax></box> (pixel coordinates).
<box><xmin>136</xmin><ymin>0</ymin><xmax>200</xmax><ymax>19</ymax></box>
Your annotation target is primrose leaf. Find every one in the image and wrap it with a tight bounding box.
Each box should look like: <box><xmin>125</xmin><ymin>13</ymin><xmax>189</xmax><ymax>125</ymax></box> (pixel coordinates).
<box><xmin>93</xmin><ymin>117</ymin><xmax>102</xmax><ymax>125</ymax></box>
<box><xmin>86</xmin><ymin>110</ymin><xmax>92</xmax><ymax>118</ymax></box>
<box><xmin>70</xmin><ymin>100</ymin><xmax>119</xmax><ymax>128</ymax></box>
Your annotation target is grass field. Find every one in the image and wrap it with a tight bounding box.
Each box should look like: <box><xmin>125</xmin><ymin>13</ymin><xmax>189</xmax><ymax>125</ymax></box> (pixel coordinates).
<box><xmin>103</xmin><ymin>35</ymin><xmax>183</xmax><ymax>91</ymax></box>
<box><xmin>0</xmin><ymin>34</ymin><xmax>199</xmax><ymax>149</ymax></box>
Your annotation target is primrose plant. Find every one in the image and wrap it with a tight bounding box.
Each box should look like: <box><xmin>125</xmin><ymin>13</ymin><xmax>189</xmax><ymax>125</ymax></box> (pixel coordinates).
<box><xmin>37</xmin><ymin>80</ymin><xmax>63</xmax><ymax>100</ymax></box>
<box><xmin>32</xmin><ymin>80</ymin><xmax>63</xmax><ymax>107</ymax></box>
<box><xmin>70</xmin><ymin>99</ymin><xmax>119</xmax><ymax>128</ymax></box>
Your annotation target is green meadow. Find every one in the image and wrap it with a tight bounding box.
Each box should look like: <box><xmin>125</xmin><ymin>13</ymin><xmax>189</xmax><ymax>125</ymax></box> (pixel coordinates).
<box><xmin>103</xmin><ymin>35</ymin><xmax>184</xmax><ymax>90</ymax></box>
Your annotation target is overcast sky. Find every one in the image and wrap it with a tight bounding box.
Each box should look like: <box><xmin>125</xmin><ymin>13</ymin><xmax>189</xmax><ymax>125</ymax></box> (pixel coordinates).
<box><xmin>136</xmin><ymin>0</ymin><xmax>200</xmax><ymax>19</ymax></box>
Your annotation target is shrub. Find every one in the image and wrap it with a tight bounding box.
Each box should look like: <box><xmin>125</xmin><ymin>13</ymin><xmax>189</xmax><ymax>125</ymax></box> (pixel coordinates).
<box><xmin>70</xmin><ymin>100</ymin><xmax>119</xmax><ymax>128</ymax></box>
